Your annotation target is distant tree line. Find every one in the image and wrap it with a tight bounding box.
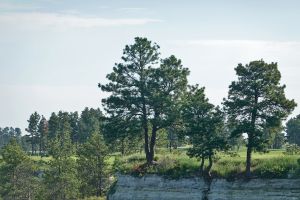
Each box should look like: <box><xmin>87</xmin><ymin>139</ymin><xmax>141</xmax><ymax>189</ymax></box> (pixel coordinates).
<box><xmin>23</xmin><ymin>108</ymin><xmax>104</xmax><ymax>155</ymax></box>
<box><xmin>21</xmin><ymin>107</ymin><xmax>149</xmax><ymax>157</ymax></box>
<box><xmin>0</xmin><ymin>127</ymin><xmax>27</xmax><ymax>149</ymax></box>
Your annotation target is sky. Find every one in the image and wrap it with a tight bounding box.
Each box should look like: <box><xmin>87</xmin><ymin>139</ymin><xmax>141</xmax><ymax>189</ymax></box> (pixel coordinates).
<box><xmin>0</xmin><ymin>0</ymin><xmax>300</xmax><ymax>132</ymax></box>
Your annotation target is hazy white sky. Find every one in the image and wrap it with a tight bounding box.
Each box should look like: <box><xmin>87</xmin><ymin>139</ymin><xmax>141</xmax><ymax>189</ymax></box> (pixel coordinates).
<box><xmin>1</xmin><ymin>0</ymin><xmax>300</xmax><ymax>131</ymax></box>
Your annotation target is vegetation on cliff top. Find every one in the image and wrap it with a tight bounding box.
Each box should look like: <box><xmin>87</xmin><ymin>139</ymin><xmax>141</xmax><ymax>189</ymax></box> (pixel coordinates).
<box><xmin>113</xmin><ymin>148</ymin><xmax>300</xmax><ymax>179</ymax></box>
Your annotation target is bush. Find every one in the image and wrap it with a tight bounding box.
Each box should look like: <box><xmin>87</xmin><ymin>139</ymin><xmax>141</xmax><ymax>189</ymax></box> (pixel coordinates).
<box><xmin>212</xmin><ymin>158</ymin><xmax>244</xmax><ymax>178</ymax></box>
<box><xmin>126</xmin><ymin>154</ymin><xmax>146</xmax><ymax>163</ymax></box>
<box><xmin>284</xmin><ymin>144</ymin><xmax>300</xmax><ymax>155</ymax></box>
<box><xmin>227</xmin><ymin>151</ymin><xmax>240</xmax><ymax>158</ymax></box>
<box><xmin>256</xmin><ymin>165</ymin><xmax>289</xmax><ymax>178</ymax></box>
<box><xmin>157</xmin><ymin>156</ymin><xmax>176</xmax><ymax>173</ymax></box>
<box><xmin>159</xmin><ymin>156</ymin><xmax>198</xmax><ymax>179</ymax></box>
<box><xmin>253</xmin><ymin>157</ymin><xmax>298</xmax><ymax>178</ymax></box>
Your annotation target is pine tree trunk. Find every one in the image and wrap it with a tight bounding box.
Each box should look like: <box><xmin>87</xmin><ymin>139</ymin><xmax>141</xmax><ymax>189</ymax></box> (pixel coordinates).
<box><xmin>40</xmin><ymin>139</ymin><xmax>42</xmax><ymax>157</ymax></box>
<box><xmin>121</xmin><ymin>139</ymin><xmax>125</xmax><ymax>156</ymax></box>
<box><xmin>31</xmin><ymin>139</ymin><xmax>34</xmax><ymax>156</ymax></box>
<box><xmin>149</xmin><ymin>125</ymin><xmax>157</xmax><ymax>163</ymax></box>
<box><xmin>245</xmin><ymin>139</ymin><xmax>252</xmax><ymax>178</ymax></box>
<box><xmin>100</xmin><ymin>176</ymin><xmax>103</xmax><ymax>197</ymax></box>
<box><xmin>141</xmin><ymin>88</ymin><xmax>151</xmax><ymax>164</ymax></box>
<box><xmin>144</xmin><ymin>127</ymin><xmax>151</xmax><ymax>164</ymax></box>
<box><xmin>199</xmin><ymin>156</ymin><xmax>205</xmax><ymax>175</ymax></box>
<box><xmin>246</xmin><ymin>89</ymin><xmax>258</xmax><ymax>178</ymax></box>
<box><xmin>206</xmin><ymin>154</ymin><xmax>213</xmax><ymax>177</ymax></box>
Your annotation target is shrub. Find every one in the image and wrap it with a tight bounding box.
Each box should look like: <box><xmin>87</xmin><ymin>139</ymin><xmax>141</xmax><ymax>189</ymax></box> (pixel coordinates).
<box><xmin>157</xmin><ymin>156</ymin><xmax>176</xmax><ymax>173</ymax></box>
<box><xmin>212</xmin><ymin>158</ymin><xmax>244</xmax><ymax>178</ymax></box>
<box><xmin>126</xmin><ymin>154</ymin><xmax>146</xmax><ymax>163</ymax></box>
<box><xmin>253</xmin><ymin>157</ymin><xmax>298</xmax><ymax>178</ymax></box>
<box><xmin>227</xmin><ymin>151</ymin><xmax>240</xmax><ymax>158</ymax></box>
<box><xmin>256</xmin><ymin>165</ymin><xmax>289</xmax><ymax>178</ymax></box>
<box><xmin>284</xmin><ymin>144</ymin><xmax>300</xmax><ymax>155</ymax></box>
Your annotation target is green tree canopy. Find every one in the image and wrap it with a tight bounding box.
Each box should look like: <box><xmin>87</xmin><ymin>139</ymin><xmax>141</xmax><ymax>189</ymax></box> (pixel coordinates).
<box><xmin>223</xmin><ymin>60</ymin><xmax>296</xmax><ymax>177</ymax></box>
<box><xmin>77</xmin><ymin>131</ymin><xmax>109</xmax><ymax>197</ymax></box>
<box><xmin>286</xmin><ymin>114</ymin><xmax>300</xmax><ymax>146</ymax></box>
<box><xmin>0</xmin><ymin>127</ymin><xmax>22</xmax><ymax>149</ymax></box>
<box><xmin>100</xmin><ymin>37</ymin><xmax>189</xmax><ymax>164</ymax></box>
<box><xmin>38</xmin><ymin>116</ymin><xmax>48</xmax><ymax>156</ymax></box>
<box><xmin>0</xmin><ymin>138</ymin><xmax>39</xmax><ymax>200</ymax></box>
<box><xmin>79</xmin><ymin>108</ymin><xmax>103</xmax><ymax>144</ymax></box>
<box><xmin>48</xmin><ymin>112</ymin><xmax>59</xmax><ymax>140</ymax></box>
<box><xmin>45</xmin><ymin>119</ymin><xmax>79</xmax><ymax>200</ymax></box>
<box><xmin>182</xmin><ymin>85</ymin><xmax>227</xmax><ymax>175</ymax></box>
<box><xmin>103</xmin><ymin>116</ymin><xmax>143</xmax><ymax>155</ymax></box>
<box><xmin>25</xmin><ymin>112</ymin><xmax>41</xmax><ymax>155</ymax></box>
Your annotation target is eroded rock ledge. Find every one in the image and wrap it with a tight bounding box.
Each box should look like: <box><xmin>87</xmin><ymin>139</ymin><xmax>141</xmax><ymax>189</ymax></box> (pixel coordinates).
<box><xmin>108</xmin><ymin>174</ymin><xmax>300</xmax><ymax>200</ymax></box>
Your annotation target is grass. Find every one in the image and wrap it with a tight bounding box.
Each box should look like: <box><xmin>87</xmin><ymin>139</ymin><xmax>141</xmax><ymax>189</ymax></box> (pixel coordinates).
<box><xmin>114</xmin><ymin>150</ymin><xmax>206</xmax><ymax>178</ymax></box>
<box><xmin>113</xmin><ymin>149</ymin><xmax>300</xmax><ymax>179</ymax></box>
<box><xmin>27</xmin><ymin>155</ymin><xmax>117</xmax><ymax>174</ymax></box>
<box><xmin>212</xmin><ymin>151</ymin><xmax>300</xmax><ymax>179</ymax></box>
<box><xmin>2</xmin><ymin>148</ymin><xmax>299</xmax><ymax>179</ymax></box>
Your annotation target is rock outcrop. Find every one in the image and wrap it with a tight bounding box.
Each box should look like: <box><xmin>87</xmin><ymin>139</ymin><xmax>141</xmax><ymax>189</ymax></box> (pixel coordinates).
<box><xmin>108</xmin><ymin>174</ymin><xmax>300</xmax><ymax>200</ymax></box>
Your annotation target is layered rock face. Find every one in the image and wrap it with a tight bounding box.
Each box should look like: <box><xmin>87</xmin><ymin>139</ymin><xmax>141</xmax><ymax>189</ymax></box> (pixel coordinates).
<box><xmin>108</xmin><ymin>174</ymin><xmax>300</xmax><ymax>200</ymax></box>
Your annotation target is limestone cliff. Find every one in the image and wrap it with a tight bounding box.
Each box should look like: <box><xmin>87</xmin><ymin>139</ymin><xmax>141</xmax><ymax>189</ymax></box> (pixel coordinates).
<box><xmin>108</xmin><ymin>174</ymin><xmax>300</xmax><ymax>200</ymax></box>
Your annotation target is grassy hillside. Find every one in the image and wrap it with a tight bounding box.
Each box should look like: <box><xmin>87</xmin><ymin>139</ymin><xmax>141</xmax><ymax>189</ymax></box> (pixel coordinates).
<box><xmin>113</xmin><ymin>148</ymin><xmax>300</xmax><ymax>179</ymax></box>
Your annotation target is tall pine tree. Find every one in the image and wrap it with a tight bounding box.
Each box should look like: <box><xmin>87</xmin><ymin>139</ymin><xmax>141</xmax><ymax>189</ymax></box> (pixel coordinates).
<box><xmin>0</xmin><ymin>139</ymin><xmax>40</xmax><ymax>199</ymax></box>
<box><xmin>26</xmin><ymin>112</ymin><xmax>41</xmax><ymax>155</ymax></box>
<box><xmin>223</xmin><ymin>60</ymin><xmax>296</xmax><ymax>178</ymax></box>
<box><xmin>100</xmin><ymin>37</ymin><xmax>189</xmax><ymax>164</ymax></box>
<box><xmin>182</xmin><ymin>85</ymin><xmax>227</xmax><ymax>176</ymax></box>
<box><xmin>44</xmin><ymin>117</ymin><xmax>79</xmax><ymax>200</ymax></box>
<box><xmin>77</xmin><ymin>131</ymin><xmax>109</xmax><ymax>197</ymax></box>
<box><xmin>38</xmin><ymin>116</ymin><xmax>48</xmax><ymax>156</ymax></box>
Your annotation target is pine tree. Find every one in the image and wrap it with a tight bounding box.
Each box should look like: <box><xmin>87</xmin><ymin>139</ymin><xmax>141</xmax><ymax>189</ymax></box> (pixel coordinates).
<box><xmin>38</xmin><ymin>116</ymin><xmax>48</xmax><ymax>156</ymax></box>
<box><xmin>223</xmin><ymin>60</ymin><xmax>296</xmax><ymax>178</ymax></box>
<box><xmin>26</xmin><ymin>112</ymin><xmax>41</xmax><ymax>155</ymax></box>
<box><xmin>182</xmin><ymin>86</ymin><xmax>227</xmax><ymax>176</ymax></box>
<box><xmin>0</xmin><ymin>138</ymin><xmax>40</xmax><ymax>200</ymax></box>
<box><xmin>48</xmin><ymin>112</ymin><xmax>59</xmax><ymax>140</ymax></box>
<box><xmin>44</xmin><ymin>119</ymin><xmax>79</xmax><ymax>200</ymax></box>
<box><xmin>77</xmin><ymin>131</ymin><xmax>109</xmax><ymax>197</ymax></box>
<box><xmin>69</xmin><ymin>111</ymin><xmax>80</xmax><ymax>146</ymax></box>
<box><xmin>100</xmin><ymin>38</ymin><xmax>189</xmax><ymax>164</ymax></box>
<box><xmin>79</xmin><ymin>108</ymin><xmax>103</xmax><ymax>144</ymax></box>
